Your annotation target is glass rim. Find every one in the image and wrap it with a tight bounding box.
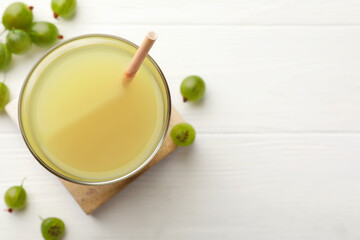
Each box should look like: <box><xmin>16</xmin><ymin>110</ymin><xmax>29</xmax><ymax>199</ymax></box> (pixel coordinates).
<box><xmin>18</xmin><ymin>34</ymin><xmax>172</xmax><ymax>186</ymax></box>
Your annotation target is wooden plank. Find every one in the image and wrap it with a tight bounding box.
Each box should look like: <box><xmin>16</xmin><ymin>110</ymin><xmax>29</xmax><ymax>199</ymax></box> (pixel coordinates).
<box><xmin>1</xmin><ymin>0</ymin><xmax>360</xmax><ymax>239</ymax></box>
<box><xmin>2</xmin><ymin>0</ymin><xmax>360</xmax><ymax>25</ymax></box>
<box><xmin>2</xmin><ymin>133</ymin><xmax>360</xmax><ymax>238</ymax></box>
<box><xmin>3</xmin><ymin>26</ymin><xmax>360</xmax><ymax>134</ymax></box>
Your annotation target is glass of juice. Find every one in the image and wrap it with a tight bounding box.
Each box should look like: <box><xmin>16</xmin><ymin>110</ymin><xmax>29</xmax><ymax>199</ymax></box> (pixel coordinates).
<box><xmin>18</xmin><ymin>34</ymin><xmax>171</xmax><ymax>185</ymax></box>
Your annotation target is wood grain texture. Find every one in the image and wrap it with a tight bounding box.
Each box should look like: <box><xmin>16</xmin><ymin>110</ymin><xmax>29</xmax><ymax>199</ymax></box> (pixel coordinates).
<box><xmin>1</xmin><ymin>0</ymin><xmax>360</xmax><ymax>25</ymax></box>
<box><xmin>2</xmin><ymin>133</ymin><xmax>360</xmax><ymax>239</ymax></box>
<box><xmin>61</xmin><ymin>107</ymin><xmax>184</xmax><ymax>214</ymax></box>
<box><xmin>3</xmin><ymin>26</ymin><xmax>360</xmax><ymax>134</ymax></box>
<box><xmin>0</xmin><ymin>0</ymin><xmax>360</xmax><ymax>239</ymax></box>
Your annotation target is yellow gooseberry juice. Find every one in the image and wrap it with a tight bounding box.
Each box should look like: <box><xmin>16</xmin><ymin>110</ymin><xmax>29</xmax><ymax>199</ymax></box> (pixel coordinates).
<box><xmin>20</xmin><ymin>36</ymin><xmax>170</xmax><ymax>183</ymax></box>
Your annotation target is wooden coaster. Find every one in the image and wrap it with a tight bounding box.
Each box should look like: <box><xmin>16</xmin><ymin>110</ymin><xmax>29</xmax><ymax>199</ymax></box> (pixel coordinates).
<box><xmin>60</xmin><ymin>107</ymin><xmax>183</xmax><ymax>214</ymax></box>
<box><xmin>5</xmin><ymin>100</ymin><xmax>184</xmax><ymax>215</ymax></box>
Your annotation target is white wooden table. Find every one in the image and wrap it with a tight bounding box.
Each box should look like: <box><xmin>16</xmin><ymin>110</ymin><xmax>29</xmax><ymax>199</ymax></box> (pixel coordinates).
<box><xmin>1</xmin><ymin>0</ymin><xmax>360</xmax><ymax>239</ymax></box>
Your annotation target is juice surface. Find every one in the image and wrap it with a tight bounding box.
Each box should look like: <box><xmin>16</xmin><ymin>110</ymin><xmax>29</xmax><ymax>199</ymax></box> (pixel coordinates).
<box><xmin>21</xmin><ymin>39</ymin><xmax>166</xmax><ymax>181</ymax></box>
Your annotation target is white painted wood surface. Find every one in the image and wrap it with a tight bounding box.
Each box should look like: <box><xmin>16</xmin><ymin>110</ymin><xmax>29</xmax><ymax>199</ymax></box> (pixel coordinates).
<box><xmin>1</xmin><ymin>0</ymin><xmax>360</xmax><ymax>239</ymax></box>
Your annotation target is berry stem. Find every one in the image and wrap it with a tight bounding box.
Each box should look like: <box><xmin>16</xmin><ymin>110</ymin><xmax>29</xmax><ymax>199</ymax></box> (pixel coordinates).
<box><xmin>58</xmin><ymin>35</ymin><xmax>63</xmax><ymax>39</ymax></box>
<box><xmin>53</xmin><ymin>12</ymin><xmax>59</xmax><ymax>19</ymax></box>
<box><xmin>4</xmin><ymin>208</ymin><xmax>13</xmax><ymax>213</ymax></box>
<box><xmin>20</xmin><ymin>177</ymin><xmax>27</xmax><ymax>186</ymax></box>
<box><xmin>29</xmin><ymin>6</ymin><xmax>34</xmax><ymax>10</ymax></box>
<box><xmin>183</xmin><ymin>97</ymin><xmax>188</xmax><ymax>102</ymax></box>
<box><xmin>39</xmin><ymin>215</ymin><xmax>44</xmax><ymax>221</ymax></box>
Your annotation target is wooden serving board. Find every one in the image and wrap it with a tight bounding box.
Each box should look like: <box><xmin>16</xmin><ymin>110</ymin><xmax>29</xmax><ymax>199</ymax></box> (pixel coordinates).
<box><xmin>5</xmin><ymin>99</ymin><xmax>184</xmax><ymax>214</ymax></box>
<box><xmin>61</xmin><ymin>107</ymin><xmax>183</xmax><ymax>214</ymax></box>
